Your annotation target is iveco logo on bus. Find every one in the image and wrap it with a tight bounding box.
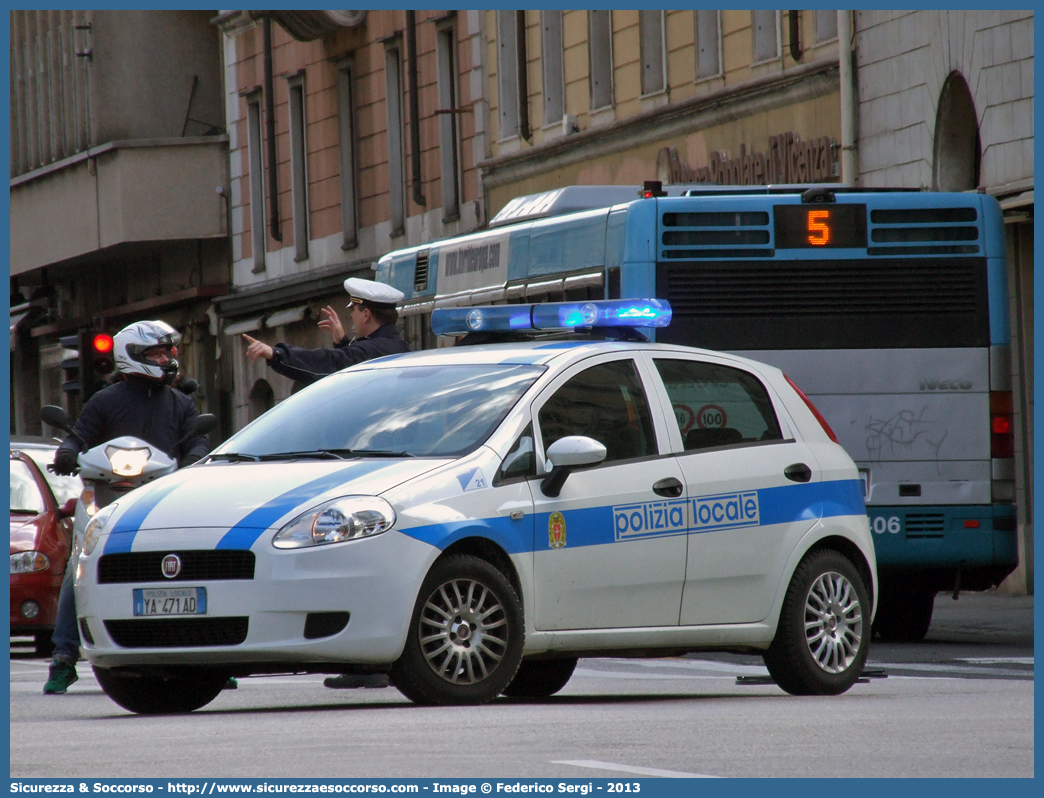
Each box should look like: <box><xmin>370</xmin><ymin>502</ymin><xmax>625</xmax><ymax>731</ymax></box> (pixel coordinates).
<box><xmin>920</xmin><ymin>379</ymin><xmax>972</xmax><ymax>391</ymax></box>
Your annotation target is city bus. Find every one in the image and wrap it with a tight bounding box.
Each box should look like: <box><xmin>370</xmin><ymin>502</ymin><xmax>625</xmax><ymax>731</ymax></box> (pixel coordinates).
<box><xmin>376</xmin><ymin>182</ymin><xmax>1018</xmax><ymax>641</ymax></box>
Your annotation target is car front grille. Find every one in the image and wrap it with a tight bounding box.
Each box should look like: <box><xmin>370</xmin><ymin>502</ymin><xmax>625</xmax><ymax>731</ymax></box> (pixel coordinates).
<box><xmin>97</xmin><ymin>550</ymin><xmax>255</xmax><ymax>584</ymax></box>
<box><xmin>104</xmin><ymin>617</ymin><xmax>249</xmax><ymax>648</ymax></box>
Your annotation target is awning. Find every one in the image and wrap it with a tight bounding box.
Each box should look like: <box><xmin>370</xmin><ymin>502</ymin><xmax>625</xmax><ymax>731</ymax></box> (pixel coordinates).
<box><xmin>1000</xmin><ymin>190</ymin><xmax>1033</xmax><ymax>211</ymax></box>
<box><xmin>265</xmin><ymin>306</ymin><xmax>309</xmax><ymax>328</ymax></box>
<box><xmin>224</xmin><ymin>317</ymin><xmax>263</xmax><ymax>336</ymax></box>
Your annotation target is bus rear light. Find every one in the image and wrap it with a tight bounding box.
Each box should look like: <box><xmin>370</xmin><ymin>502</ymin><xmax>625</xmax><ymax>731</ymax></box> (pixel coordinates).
<box><xmin>784</xmin><ymin>374</ymin><xmax>838</xmax><ymax>443</ymax></box>
<box><xmin>990</xmin><ymin>391</ymin><xmax>1014</xmax><ymax>459</ymax></box>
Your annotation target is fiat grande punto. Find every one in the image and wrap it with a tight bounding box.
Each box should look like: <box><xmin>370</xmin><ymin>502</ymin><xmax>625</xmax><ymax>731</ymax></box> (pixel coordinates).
<box><xmin>75</xmin><ymin>299</ymin><xmax>876</xmax><ymax>713</ymax></box>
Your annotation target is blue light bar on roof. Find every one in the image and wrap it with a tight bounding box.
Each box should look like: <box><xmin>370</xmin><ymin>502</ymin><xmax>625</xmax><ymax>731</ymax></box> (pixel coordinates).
<box><xmin>430</xmin><ymin>299</ymin><xmax>672</xmax><ymax>336</ymax></box>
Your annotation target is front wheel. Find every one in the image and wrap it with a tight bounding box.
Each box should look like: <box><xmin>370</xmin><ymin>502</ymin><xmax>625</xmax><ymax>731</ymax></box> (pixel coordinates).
<box><xmin>391</xmin><ymin>555</ymin><xmax>524</xmax><ymax>706</ymax></box>
<box><xmin>93</xmin><ymin>666</ymin><xmax>229</xmax><ymax>714</ymax></box>
<box><xmin>764</xmin><ymin>549</ymin><xmax>870</xmax><ymax>696</ymax></box>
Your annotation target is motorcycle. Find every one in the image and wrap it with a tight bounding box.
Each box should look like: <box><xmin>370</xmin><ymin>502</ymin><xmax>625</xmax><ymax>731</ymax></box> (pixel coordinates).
<box><xmin>40</xmin><ymin>405</ymin><xmax>217</xmax><ymax>552</ymax></box>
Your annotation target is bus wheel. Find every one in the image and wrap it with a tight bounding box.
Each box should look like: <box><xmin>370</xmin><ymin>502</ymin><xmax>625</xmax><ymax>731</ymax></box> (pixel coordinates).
<box><xmin>502</xmin><ymin>657</ymin><xmax>577</xmax><ymax>698</ymax></box>
<box><xmin>872</xmin><ymin>583</ymin><xmax>936</xmax><ymax>642</ymax></box>
<box><xmin>764</xmin><ymin>550</ymin><xmax>870</xmax><ymax>696</ymax></box>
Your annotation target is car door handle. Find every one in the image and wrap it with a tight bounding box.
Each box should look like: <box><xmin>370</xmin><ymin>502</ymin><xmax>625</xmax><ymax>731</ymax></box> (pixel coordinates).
<box><xmin>652</xmin><ymin>477</ymin><xmax>684</xmax><ymax>497</ymax></box>
<box><xmin>784</xmin><ymin>463</ymin><xmax>812</xmax><ymax>483</ymax></box>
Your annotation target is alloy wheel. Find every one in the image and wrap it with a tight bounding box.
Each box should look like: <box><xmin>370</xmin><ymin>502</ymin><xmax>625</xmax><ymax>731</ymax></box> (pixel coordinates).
<box><xmin>804</xmin><ymin>570</ymin><xmax>863</xmax><ymax>674</ymax></box>
<box><xmin>419</xmin><ymin>577</ymin><xmax>510</xmax><ymax>685</ymax></box>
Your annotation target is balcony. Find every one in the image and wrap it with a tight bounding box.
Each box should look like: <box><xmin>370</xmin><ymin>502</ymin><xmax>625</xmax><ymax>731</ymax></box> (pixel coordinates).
<box><xmin>10</xmin><ymin>135</ymin><xmax>229</xmax><ymax>276</ymax></box>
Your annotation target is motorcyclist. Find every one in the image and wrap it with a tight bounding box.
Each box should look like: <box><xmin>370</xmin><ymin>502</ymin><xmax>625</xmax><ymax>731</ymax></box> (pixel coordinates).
<box><xmin>43</xmin><ymin>320</ymin><xmax>211</xmax><ymax>695</ymax></box>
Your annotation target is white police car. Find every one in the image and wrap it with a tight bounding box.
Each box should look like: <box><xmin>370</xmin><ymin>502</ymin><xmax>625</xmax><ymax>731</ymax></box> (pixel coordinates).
<box><xmin>75</xmin><ymin>299</ymin><xmax>876</xmax><ymax>713</ymax></box>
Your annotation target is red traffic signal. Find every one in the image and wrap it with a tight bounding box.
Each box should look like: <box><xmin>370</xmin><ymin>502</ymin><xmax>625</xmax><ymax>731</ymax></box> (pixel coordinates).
<box><xmin>90</xmin><ymin>332</ymin><xmax>115</xmax><ymax>373</ymax></box>
<box><xmin>92</xmin><ymin>333</ymin><xmax>113</xmax><ymax>354</ymax></box>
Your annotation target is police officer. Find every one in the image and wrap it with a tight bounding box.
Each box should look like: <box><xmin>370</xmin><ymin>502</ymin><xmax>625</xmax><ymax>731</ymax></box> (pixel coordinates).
<box><xmin>243</xmin><ymin>278</ymin><xmax>410</xmax><ymax>385</ymax></box>
<box><xmin>43</xmin><ymin>320</ymin><xmax>211</xmax><ymax>695</ymax></box>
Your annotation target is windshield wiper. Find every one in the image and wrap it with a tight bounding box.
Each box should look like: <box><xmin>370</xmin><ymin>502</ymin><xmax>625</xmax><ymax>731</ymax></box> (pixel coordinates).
<box><xmin>257</xmin><ymin>450</ymin><xmax>347</xmax><ymax>462</ymax></box>
<box><xmin>256</xmin><ymin>448</ymin><xmax>417</xmax><ymax>461</ymax></box>
<box><xmin>344</xmin><ymin>449</ymin><xmax>416</xmax><ymax>458</ymax></box>
<box><xmin>205</xmin><ymin>452</ymin><xmax>259</xmax><ymax>463</ymax></box>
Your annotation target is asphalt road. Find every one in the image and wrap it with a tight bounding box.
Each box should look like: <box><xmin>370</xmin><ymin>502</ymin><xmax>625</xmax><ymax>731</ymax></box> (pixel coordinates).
<box><xmin>9</xmin><ymin>591</ymin><xmax>1034</xmax><ymax>779</ymax></box>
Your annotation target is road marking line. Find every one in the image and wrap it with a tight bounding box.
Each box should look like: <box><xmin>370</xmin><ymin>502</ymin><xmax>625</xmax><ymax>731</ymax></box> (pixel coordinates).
<box><xmin>552</xmin><ymin>760</ymin><xmax>720</xmax><ymax>778</ymax></box>
<box><xmin>573</xmin><ymin>669</ymin><xmax>735</xmax><ymax>681</ymax></box>
<box><xmin>873</xmin><ymin>662</ymin><xmax>1032</xmax><ymax>676</ymax></box>
<box><xmin>957</xmin><ymin>657</ymin><xmax>1033</xmax><ymax>665</ymax></box>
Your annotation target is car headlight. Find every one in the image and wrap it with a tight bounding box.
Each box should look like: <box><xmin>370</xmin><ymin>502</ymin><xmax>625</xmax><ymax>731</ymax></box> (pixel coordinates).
<box><xmin>10</xmin><ymin>551</ymin><xmax>50</xmax><ymax>574</ymax></box>
<box><xmin>82</xmin><ymin>503</ymin><xmax>119</xmax><ymax>557</ymax></box>
<box><xmin>272</xmin><ymin>496</ymin><xmax>396</xmax><ymax>549</ymax></box>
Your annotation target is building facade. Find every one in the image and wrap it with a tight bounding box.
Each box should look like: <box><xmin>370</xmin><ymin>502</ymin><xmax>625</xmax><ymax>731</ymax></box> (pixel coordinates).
<box><xmin>479</xmin><ymin>10</ymin><xmax>846</xmax><ymax>212</ymax></box>
<box><xmin>9</xmin><ymin>10</ymin><xmax>230</xmax><ymax>437</ymax></box>
<box><xmin>212</xmin><ymin>10</ymin><xmax>490</xmax><ymax>428</ymax></box>
<box><xmin>852</xmin><ymin>9</ymin><xmax>1034</xmax><ymax>592</ymax></box>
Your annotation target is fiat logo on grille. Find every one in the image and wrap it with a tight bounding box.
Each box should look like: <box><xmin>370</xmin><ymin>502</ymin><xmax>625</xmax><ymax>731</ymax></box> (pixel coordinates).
<box><xmin>161</xmin><ymin>554</ymin><xmax>182</xmax><ymax>579</ymax></box>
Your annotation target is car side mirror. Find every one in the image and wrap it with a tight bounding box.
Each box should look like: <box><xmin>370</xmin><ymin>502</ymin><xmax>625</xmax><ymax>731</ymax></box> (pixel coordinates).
<box><xmin>59</xmin><ymin>498</ymin><xmax>77</xmax><ymax>519</ymax></box>
<box><xmin>540</xmin><ymin>436</ymin><xmax>607</xmax><ymax>498</ymax></box>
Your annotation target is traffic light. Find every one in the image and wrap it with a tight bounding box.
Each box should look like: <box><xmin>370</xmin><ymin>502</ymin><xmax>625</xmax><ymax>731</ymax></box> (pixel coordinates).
<box><xmin>89</xmin><ymin>331</ymin><xmax>115</xmax><ymax>375</ymax></box>
<box><xmin>59</xmin><ymin>333</ymin><xmax>83</xmax><ymax>395</ymax></box>
<box><xmin>59</xmin><ymin>329</ymin><xmax>115</xmax><ymax>401</ymax></box>
<box><xmin>84</xmin><ymin>330</ymin><xmax>115</xmax><ymax>399</ymax></box>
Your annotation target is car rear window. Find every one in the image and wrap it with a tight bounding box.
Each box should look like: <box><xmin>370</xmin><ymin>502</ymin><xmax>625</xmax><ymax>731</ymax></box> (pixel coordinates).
<box><xmin>653</xmin><ymin>358</ymin><xmax>783</xmax><ymax>451</ymax></box>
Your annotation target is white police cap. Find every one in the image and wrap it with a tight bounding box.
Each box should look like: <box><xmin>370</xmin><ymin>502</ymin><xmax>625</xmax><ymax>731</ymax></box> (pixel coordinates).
<box><xmin>343</xmin><ymin>277</ymin><xmax>405</xmax><ymax>309</ymax></box>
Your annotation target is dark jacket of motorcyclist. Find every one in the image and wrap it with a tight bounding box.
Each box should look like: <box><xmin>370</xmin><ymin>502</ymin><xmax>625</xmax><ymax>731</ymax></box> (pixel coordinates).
<box><xmin>52</xmin><ymin>320</ymin><xmax>210</xmax><ymax>474</ymax></box>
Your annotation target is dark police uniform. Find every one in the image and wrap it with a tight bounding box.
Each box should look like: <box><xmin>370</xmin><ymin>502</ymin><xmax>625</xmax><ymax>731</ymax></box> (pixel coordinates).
<box><xmin>266</xmin><ymin>324</ymin><xmax>411</xmax><ymax>386</ymax></box>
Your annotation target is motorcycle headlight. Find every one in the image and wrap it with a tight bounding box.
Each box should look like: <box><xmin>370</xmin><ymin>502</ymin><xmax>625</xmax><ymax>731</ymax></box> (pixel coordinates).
<box><xmin>10</xmin><ymin>551</ymin><xmax>50</xmax><ymax>574</ymax></box>
<box><xmin>82</xmin><ymin>503</ymin><xmax>119</xmax><ymax>557</ymax></box>
<box><xmin>272</xmin><ymin>496</ymin><xmax>396</xmax><ymax>549</ymax></box>
<box><xmin>105</xmin><ymin>445</ymin><xmax>152</xmax><ymax>478</ymax></box>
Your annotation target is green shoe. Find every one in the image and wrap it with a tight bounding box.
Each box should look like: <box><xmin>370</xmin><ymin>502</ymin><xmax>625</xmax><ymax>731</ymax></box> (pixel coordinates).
<box><xmin>43</xmin><ymin>660</ymin><xmax>78</xmax><ymax>695</ymax></box>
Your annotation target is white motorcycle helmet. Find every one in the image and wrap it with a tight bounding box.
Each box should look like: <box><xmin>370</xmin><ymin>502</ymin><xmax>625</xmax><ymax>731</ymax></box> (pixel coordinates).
<box><xmin>113</xmin><ymin>320</ymin><xmax>182</xmax><ymax>383</ymax></box>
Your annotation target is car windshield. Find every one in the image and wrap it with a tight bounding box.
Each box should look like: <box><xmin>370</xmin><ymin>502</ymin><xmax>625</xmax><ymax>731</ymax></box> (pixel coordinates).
<box><xmin>215</xmin><ymin>363</ymin><xmax>545</xmax><ymax>459</ymax></box>
<box><xmin>10</xmin><ymin>460</ymin><xmax>45</xmax><ymax>515</ymax></box>
<box><xmin>16</xmin><ymin>447</ymin><xmax>82</xmax><ymax>505</ymax></box>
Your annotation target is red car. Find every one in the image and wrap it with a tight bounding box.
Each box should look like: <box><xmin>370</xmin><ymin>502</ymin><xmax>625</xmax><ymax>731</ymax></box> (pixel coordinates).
<box><xmin>10</xmin><ymin>447</ymin><xmax>76</xmax><ymax>656</ymax></box>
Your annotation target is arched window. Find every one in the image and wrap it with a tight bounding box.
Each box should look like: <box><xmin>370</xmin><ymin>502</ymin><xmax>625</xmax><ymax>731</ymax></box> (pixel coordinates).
<box><xmin>248</xmin><ymin>379</ymin><xmax>275</xmax><ymax>422</ymax></box>
<box><xmin>933</xmin><ymin>71</ymin><xmax>981</xmax><ymax>191</ymax></box>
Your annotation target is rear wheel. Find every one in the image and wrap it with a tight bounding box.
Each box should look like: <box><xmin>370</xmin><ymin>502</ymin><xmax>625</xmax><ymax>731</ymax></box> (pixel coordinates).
<box><xmin>93</xmin><ymin>666</ymin><xmax>229</xmax><ymax>714</ymax></box>
<box><xmin>764</xmin><ymin>549</ymin><xmax>870</xmax><ymax>696</ymax></box>
<box><xmin>872</xmin><ymin>583</ymin><xmax>935</xmax><ymax>642</ymax></box>
<box><xmin>34</xmin><ymin>632</ymin><xmax>55</xmax><ymax>658</ymax></box>
<box><xmin>391</xmin><ymin>555</ymin><xmax>524</xmax><ymax>706</ymax></box>
<box><xmin>502</xmin><ymin>657</ymin><xmax>577</xmax><ymax>698</ymax></box>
